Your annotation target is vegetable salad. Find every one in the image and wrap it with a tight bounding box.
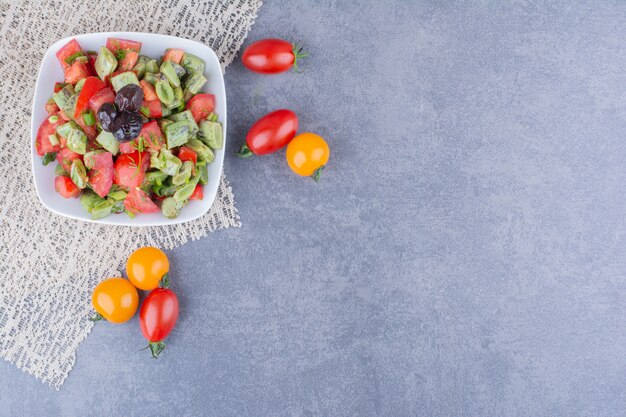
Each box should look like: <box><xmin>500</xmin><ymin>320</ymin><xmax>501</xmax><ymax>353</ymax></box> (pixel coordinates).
<box><xmin>36</xmin><ymin>38</ymin><xmax>222</xmax><ymax>220</ymax></box>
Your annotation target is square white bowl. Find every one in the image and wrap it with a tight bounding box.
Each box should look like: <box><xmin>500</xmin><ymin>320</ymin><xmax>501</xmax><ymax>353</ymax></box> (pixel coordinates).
<box><xmin>31</xmin><ymin>32</ymin><xmax>227</xmax><ymax>226</ymax></box>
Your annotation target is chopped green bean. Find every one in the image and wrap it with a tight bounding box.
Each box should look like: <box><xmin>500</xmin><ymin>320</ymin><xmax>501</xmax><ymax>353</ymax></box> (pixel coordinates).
<box><xmin>48</xmin><ymin>133</ymin><xmax>60</xmax><ymax>146</ymax></box>
<box><xmin>183</xmin><ymin>71</ymin><xmax>207</xmax><ymax>95</ymax></box>
<box><xmin>181</xmin><ymin>53</ymin><xmax>205</xmax><ymax>74</ymax></box>
<box><xmin>164</xmin><ymin>120</ymin><xmax>190</xmax><ymax>149</ymax></box>
<box><xmin>161</xmin><ymin>197</ymin><xmax>182</xmax><ymax>219</ymax></box>
<box><xmin>160</xmin><ymin>60</ymin><xmax>181</xmax><ymax>88</ymax></box>
<box><xmin>110</xmin><ymin>71</ymin><xmax>140</xmax><ymax>92</ymax></box>
<box><xmin>70</xmin><ymin>159</ymin><xmax>88</xmax><ymax>189</ymax></box>
<box><xmin>74</xmin><ymin>78</ymin><xmax>86</xmax><ymax>93</ymax></box>
<box><xmin>82</xmin><ymin>111</ymin><xmax>95</xmax><ymax>126</ymax></box>
<box><xmin>172</xmin><ymin>161</ymin><xmax>193</xmax><ymax>186</ymax></box>
<box><xmin>96</xmin><ymin>130</ymin><xmax>119</xmax><ymax>155</ymax></box>
<box><xmin>156</xmin><ymin>79</ymin><xmax>174</xmax><ymax>105</ymax></box>
<box><xmin>95</xmin><ymin>46</ymin><xmax>117</xmax><ymax>80</ymax></box>
<box><xmin>198</xmin><ymin>120</ymin><xmax>223</xmax><ymax>150</ymax></box>
<box><xmin>173</xmin><ymin>177</ymin><xmax>199</xmax><ymax>203</ymax></box>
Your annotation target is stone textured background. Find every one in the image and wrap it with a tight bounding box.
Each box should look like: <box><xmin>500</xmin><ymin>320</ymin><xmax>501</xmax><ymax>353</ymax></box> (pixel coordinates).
<box><xmin>1</xmin><ymin>1</ymin><xmax>625</xmax><ymax>416</ymax></box>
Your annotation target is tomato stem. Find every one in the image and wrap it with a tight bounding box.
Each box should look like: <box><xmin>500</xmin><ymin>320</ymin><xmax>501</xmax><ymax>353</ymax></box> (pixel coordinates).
<box><xmin>235</xmin><ymin>143</ymin><xmax>253</xmax><ymax>158</ymax></box>
<box><xmin>159</xmin><ymin>272</ymin><xmax>170</xmax><ymax>289</ymax></box>
<box><xmin>144</xmin><ymin>341</ymin><xmax>166</xmax><ymax>359</ymax></box>
<box><xmin>292</xmin><ymin>43</ymin><xmax>309</xmax><ymax>73</ymax></box>
<box><xmin>89</xmin><ymin>312</ymin><xmax>104</xmax><ymax>322</ymax></box>
<box><xmin>311</xmin><ymin>165</ymin><xmax>325</xmax><ymax>182</ymax></box>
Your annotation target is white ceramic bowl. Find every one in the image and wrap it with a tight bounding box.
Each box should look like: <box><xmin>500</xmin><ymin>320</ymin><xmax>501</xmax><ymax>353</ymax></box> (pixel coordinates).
<box><xmin>31</xmin><ymin>32</ymin><xmax>227</xmax><ymax>226</ymax></box>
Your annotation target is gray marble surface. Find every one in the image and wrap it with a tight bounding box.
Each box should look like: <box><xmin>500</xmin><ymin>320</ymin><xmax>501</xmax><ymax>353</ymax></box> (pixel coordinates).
<box><xmin>1</xmin><ymin>1</ymin><xmax>625</xmax><ymax>416</ymax></box>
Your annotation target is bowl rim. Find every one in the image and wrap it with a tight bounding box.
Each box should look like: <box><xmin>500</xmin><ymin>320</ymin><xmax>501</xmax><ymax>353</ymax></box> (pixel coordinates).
<box><xmin>30</xmin><ymin>31</ymin><xmax>227</xmax><ymax>227</ymax></box>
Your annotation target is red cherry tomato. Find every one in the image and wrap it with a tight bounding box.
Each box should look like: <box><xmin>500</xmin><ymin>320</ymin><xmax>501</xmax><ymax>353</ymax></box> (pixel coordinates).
<box><xmin>242</xmin><ymin>39</ymin><xmax>308</xmax><ymax>74</ymax></box>
<box><xmin>236</xmin><ymin>109</ymin><xmax>298</xmax><ymax>157</ymax></box>
<box><xmin>139</xmin><ymin>287</ymin><xmax>179</xmax><ymax>358</ymax></box>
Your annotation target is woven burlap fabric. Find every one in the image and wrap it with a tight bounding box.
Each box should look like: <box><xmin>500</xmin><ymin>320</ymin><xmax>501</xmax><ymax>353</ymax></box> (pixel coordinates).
<box><xmin>0</xmin><ymin>0</ymin><xmax>261</xmax><ymax>388</ymax></box>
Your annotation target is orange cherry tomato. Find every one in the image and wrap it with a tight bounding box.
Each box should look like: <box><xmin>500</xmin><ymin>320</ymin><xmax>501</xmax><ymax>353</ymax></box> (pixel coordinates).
<box><xmin>126</xmin><ymin>247</ymin><xmax>170</xmax><ymax>290</ymax></box>
<box><xmin>91</xmin><ymin>277</ymin><xmax>139</xmax><ymax>323</ymax></box>
<box><xmin>285</xmin><ymin>133</ymin><xmax>330</xmax><ymax>181</ymax></box>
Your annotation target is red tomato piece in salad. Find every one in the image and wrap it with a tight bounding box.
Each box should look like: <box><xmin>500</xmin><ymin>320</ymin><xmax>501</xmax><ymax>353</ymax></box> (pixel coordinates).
<box><xmin>54</xmin><ymin>82</ymin><xmax>66</xmax><ymax>93</ymax></box>
<box><xmin>45</xmin><ymin>101</ymin><xmax>60</xmax><ymax>115</ymax></box>
<box><xmin>55</xmin><ymin>176</ymin><xmax>81</xmax><ymax>198</ymax></box>
<box><xmin>86</xmin><ymin>51</ymin><xmax>98</xmax><ymax>75</ymax></box>
<box><xmin>118</xmin><ymin>140</ymin><xmax>137</xmax><ymax>154</ymax></box>
<box><xmin>88</xmin><ymin>87</ymin><xmax>116</xmax><ymax>113</ymax></box>
<box><xmin>56</xmin><ymin>148</ymin><xmax>82</xmax><ymax>172</ymax></box>
<box><xmin>75</xmin><ymin>77</ymin><xmax>106</xmax><ymax>118</ymax></box>
<box><xmin>186</xmin><ymin>94</ymin><xmax>215</xmax><ymax>123</ymax></box>
<box><xmin>114</xmin><ymin>151</ymin><xmax>149</xmax><ymax>189</ymax></box>
<box><xmin>189</xmin><ymin>184</ymin><xmax>203</xmax><ymax>200</ymax></box>
<box><xmin>74</xmin><ymin>116</ymin><xmax>97</xmax><ymax>140</ymax></box>
<box><xmin>163</xmin><ymin>48</ymin><xmax>184</xmax><ymax>64</ymax></box>
<box><xmin>178</xmin><ymin>147</ymin><xmax>197</xmax><ymax>164</ymax></box>
<box><xmin>64</xmin><ymin>60</ymin><xmax>90</xmax><ymax>84</ymax></box>
<box><xmin>106</xmin><ymin>38</ymin><xmax>142</xmax><ymax>52</ymax></box>
<box><xmin>140</xmin><ymin>80</ymin><xmax>158</xmax><ymax>101</ymax></box>
<box><xmin>124</xmin><ymin>188</ymin><xmax>159</xmax><ymax>214</ymax></box>
<box><xmin>142</xmin><ymin>100</ymin><xmax>162</xmax><ymax>118</ymax></box>
<box><xmin>56</xmin><ymin>39</ymin><xmax>82</xmax><ymax>70</ymax></box>
<box><xmin>117</xmin><ymin>49</ymin><xmax>139</xmax><ymax>71</ymax></box>
<box><xmin>137</xmin><ymin>120</ymin><xmax>165</xmax><ymax>150</ymax></box>
<box><xmin>35</xmin><ymin>116</ymin><xmax>62</xmax><ymax>156</ymax></box>
<box><xmin>85</xmin><ymin>151</ymin><xmax>114</xmax><ymax>197</ymax></box>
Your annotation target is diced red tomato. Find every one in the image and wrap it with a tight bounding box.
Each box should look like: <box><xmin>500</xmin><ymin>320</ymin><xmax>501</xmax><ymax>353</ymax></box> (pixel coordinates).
<box><xmin>189</xmin><ymin>184</ymin><xmax>203</xmax><ymax>200</ymax></box>
<box><xmin>64</xmin><ymin>60</ymin><xmax>90</xmax><ymax>84</ymax></box>
<box><xmin>117</xmin><ymin>50</ymin><xmax>139</xmax><ymax>71</ymax></box>
<box><xmin>85</xmin><ymin>151</ymin><xmax>114</xmax><ymax>197</ymax></box>
<box><xmin>56</xmin><ymin>148</ymin><xmax>82</xmax><ymax>172</ymax></box>
<box><xmin>114</xmin><ymin>151</ymin><xmax>149</xmax><ymax>189</ymax></box>
<box><xmin>186</xmin><ymin>94</ymin><xmax>215</xmax><ymax>123</ymax></box>
<box><xmin>106</xmin><ymin>38</ymin><xmax>142</xmax><ymax>52</ymax></box>
<box><xmin>74</xmin><ymin>77</ymin><xmax>106</xmax><ymax>118</ymax></box>
<box><xmin>163</xmin><ymin>48</ymin><xmax>184</xmax><ymax>64</ymax></box>
<box><xmin>35</xmin><ymin>116</ymin><xmax>62</xmax><ymax>156</ymax></box>
<box><xmin>55</xmin><ymin>176</ymin><xmax>80</xmax><ymax>198</ymax></box>
<box><xmin>124</xmin><ymin>188</ymin><xmax>159</xmax><ymax>214</ymax></box>
<box><xmin>74</xmin><ymin>116</ymin><xmax>97</xmax><ymax>140</ymax></box>
<box><xmin>140</xmin><ymin>80</ymin><xmax>157</xmax><ymax>101</ymax></box>
<box><xmin>88</xmin><ymin>87</ymin><xmax>115</xmax><ymax>113</ymax></box>
<box><xmin>178</xmin><ymin>147</ymin><xmax>197</xmax><ymax>164</ymax></box>
<box><xmin>56</xmin><ymin>39</ymin><xmax>82</xmax><ymax>70</ymax></box>
<box><xmin>86</xmin><ymin>51</ymin><xmax>98</xmax><ymax>76</ymax></box>
<box><xmin>45</xmin><ymin>101</ymin><xmax>60</xmax><ymax>115</ymax></box>
<box><xmin>142</xmin><ymin>100</ymin><xmax>162</xmax><ymax>118</ymax></box>
<box><xmin>137</xmin><ymin>120</ymin><xmax>165</xmax><ymax>150</ymax></box>
<box><xmin>54</xmin><ymin>82</ymin><xmax>66</xmax><ymax>93</ymax></box>
<box><xmin>119</xmin><ymin>140</ymin><xmax>137</xmax><ymax>154</ymax></box>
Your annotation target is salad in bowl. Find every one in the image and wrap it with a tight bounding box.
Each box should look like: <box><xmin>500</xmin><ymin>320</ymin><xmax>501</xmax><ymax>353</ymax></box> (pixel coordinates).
<box><xmin>32</xmin><ymin>33</ymin><xmax>225</xmax><ymax>224</ymax></box>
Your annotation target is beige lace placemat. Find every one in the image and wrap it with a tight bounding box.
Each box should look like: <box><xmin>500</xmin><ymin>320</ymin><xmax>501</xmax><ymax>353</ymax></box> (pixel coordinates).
<box><xmin>0</xmin><ymin>0</ymin><xmax>261</xmax><ymax>389</ymax></box>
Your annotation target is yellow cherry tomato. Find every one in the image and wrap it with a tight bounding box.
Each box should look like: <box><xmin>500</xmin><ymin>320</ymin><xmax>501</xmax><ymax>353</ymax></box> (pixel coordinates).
<box><xmin>286</xmin><ymin>132</ymin><xmax>330</xmax><ymax>181</ymax></box>
<box><xmin>91</xmin><ymin>277</ymin><xmax>139</xmax><ymax>323</ymax></box>
<box><xmin>126</xmin><ymin>246</ymin><xmax>170</xmax><ymax>290</ymax></box>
